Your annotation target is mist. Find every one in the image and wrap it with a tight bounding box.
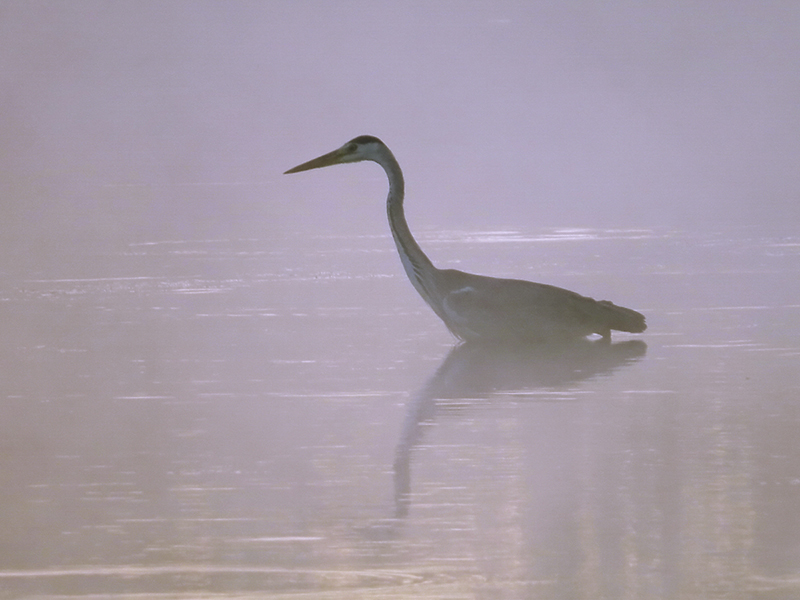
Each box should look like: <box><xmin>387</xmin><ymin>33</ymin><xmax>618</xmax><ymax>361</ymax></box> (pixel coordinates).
<box><xmin>2</xmin><ymin>3</ymin><xmax>800</xmax><ymax>597</ymax></box>
<box><xmin>2</xmin><ymin>1</ymin><xmax>798</xmax><ymax>259</ymax></box>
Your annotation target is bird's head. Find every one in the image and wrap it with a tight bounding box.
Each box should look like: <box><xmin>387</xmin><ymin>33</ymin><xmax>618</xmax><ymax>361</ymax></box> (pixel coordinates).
<box><xmin>284</xmin><ymin>135</ymin><xmax>386</xmax><ymax>174</ymax></box>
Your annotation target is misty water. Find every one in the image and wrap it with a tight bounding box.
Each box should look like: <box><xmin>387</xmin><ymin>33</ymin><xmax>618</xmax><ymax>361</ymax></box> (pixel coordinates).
<box><xmin>1</xmin><ymin>225</ymin><xmax>798</xmax><ymax>599</ymax></box>
<box><xmin>3</xmin><ymin>1</ymin><xmax>799</xmax><ymax>597</ymax></box>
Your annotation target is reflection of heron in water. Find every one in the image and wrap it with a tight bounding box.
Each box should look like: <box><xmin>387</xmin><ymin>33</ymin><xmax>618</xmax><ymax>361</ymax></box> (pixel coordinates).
<box><xmin>393</xmin><ymin>338</ymin><xmax>647</xmax><ymax>518</ymax></box>
<box><xmin>286</xmin><ymin>136</ymin><xmax>646</xmax><ymax>342</ymax></box>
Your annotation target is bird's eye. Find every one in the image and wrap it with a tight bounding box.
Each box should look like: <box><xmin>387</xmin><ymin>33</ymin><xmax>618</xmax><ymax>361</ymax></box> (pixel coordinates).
<box><xmin>347</xmin><ymin>143</ymin><xmax>358</xmax><ymax>153</ymax></box>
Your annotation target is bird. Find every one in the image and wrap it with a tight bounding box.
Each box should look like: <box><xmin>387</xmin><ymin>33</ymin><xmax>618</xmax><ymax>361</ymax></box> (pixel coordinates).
<box><xmin>284</xmin><ymin>135</ymin><xmax>646</xmax><ymax>343</ymax></box>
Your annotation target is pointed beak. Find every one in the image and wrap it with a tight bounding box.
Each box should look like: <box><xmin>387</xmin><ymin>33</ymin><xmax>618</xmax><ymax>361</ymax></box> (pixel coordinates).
<box><xmin>284</xmin><ymin>148</ymin><xmax>345</xmax><ymax>174</ymax></box>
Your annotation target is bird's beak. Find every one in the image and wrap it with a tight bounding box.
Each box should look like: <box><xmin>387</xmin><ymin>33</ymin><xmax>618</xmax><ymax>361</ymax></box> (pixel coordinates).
<box><xmin>284</xmin><ymin>148</ymin><xmax>345</xmax><ymax>174</ymax></box>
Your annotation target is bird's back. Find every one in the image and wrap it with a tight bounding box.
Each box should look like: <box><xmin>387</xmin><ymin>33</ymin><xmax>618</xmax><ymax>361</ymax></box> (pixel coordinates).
<box><xmin>432</xmin><ymin>269</ymin><xmax>646</xmax><ymax>342</ymax></box>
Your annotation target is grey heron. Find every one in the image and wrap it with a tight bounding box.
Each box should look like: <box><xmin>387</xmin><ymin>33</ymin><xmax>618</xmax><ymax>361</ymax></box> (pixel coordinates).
<box><xmin>285</xmin><ymin>135</ymin><xmax>646</xmax><ymax>342</ymax></box>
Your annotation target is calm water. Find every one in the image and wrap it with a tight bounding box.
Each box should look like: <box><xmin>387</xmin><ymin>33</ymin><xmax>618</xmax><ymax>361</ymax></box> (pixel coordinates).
<box><xmin>1</xmin><ymin>227</ymin><xmax>799</xmax><ymax>599</ymax></box>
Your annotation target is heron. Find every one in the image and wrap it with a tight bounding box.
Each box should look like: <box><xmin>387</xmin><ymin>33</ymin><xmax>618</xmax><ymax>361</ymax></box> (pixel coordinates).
<box><xmin>285</xmin><ymin>135</ymin><xmax>646</xmax><ymax>342</ymax></box>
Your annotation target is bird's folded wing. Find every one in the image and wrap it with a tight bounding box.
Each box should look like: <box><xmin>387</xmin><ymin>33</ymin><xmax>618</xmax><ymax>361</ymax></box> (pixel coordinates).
<box><xmin>439</xmin><ymin>271</ymin><xmax>601</xmax><ymax>340</ymax></box>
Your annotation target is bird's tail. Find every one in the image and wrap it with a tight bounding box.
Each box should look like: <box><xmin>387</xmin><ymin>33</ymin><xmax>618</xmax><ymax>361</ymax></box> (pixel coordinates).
<box><xmin>597</xmin><ymin>300</ymin><xmax>647</xmax><ymax>333</ymax></box>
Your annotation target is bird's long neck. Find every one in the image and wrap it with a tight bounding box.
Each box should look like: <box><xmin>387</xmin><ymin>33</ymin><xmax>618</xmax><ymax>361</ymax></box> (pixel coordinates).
<box><xmin>374</xmin><ymin>146</ymin><xmax>438</xmax><ymax>307</ymax></box>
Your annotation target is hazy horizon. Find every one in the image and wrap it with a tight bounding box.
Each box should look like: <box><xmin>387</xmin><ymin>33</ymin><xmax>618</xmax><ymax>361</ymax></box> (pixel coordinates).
<box><xmin>2</xmin><ymin>1</ymin><xmax>798</xmax><ymax>255</ymax></box>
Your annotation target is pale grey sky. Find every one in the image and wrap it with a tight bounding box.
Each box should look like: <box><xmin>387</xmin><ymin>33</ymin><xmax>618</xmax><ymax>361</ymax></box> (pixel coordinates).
<box><xmin>2</xmin><ymin>1</ymin><xmax>798</xmax><ymax>248</ymax></box>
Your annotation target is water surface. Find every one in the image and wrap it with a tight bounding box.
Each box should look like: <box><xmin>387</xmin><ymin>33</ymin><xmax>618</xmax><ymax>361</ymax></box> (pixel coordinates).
<box><xmin>1</xmin><ymin>226</ymin><xmax>798</xmax><ymax>598</ymax></box>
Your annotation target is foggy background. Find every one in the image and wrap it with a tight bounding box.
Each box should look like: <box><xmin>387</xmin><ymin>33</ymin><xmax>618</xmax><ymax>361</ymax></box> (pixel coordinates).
<box><xmin>2</xmin><ymin>0</ymin><xmax>799</xmax><ymax>274</ymax></box>
<box><xmin>2</xmin><ymin>4</ymin><xmax>800</xmax><ymax>596</ymax></box>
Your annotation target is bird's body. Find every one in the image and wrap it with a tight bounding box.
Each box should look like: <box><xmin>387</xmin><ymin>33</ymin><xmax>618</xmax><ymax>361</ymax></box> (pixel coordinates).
<box><xmin>285</xmin><ymin>135</ymin><xmax>646</xmax><ymax>342</ymax></box>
